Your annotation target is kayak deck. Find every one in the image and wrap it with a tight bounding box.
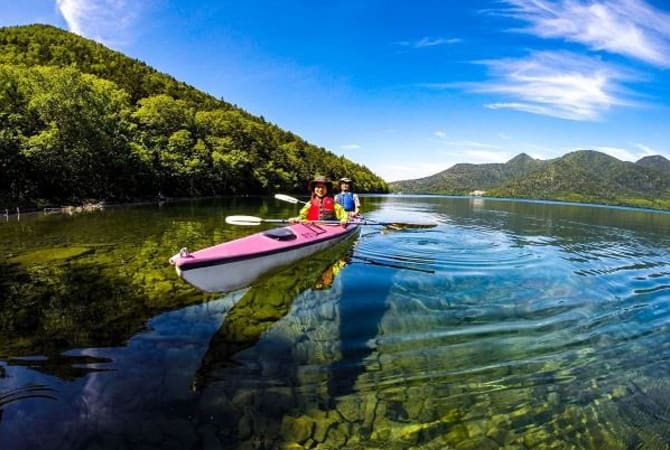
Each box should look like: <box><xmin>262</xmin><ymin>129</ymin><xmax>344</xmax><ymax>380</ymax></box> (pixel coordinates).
<box><xmin>169</xmin><ymin>221</ymin><xmax>359</xmax><ymax>292</ymax></box>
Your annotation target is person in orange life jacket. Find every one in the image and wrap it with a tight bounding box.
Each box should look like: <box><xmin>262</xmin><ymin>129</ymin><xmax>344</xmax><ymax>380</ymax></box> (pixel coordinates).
<box><xmin>289</xmin><ymin>176</ymin><xmax>348</xmax><ymax>226</ymax></box>
<box><xmin>334</xmin><ymin>177</ymin><xmax>360</xmax><ymax>216</ymax></box>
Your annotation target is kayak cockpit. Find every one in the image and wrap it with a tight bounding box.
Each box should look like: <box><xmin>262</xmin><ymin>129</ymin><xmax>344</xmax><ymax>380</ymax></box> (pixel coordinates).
<box><xmin>262</xmin><ymin>228</ymin><xmax>297</xmax><ymax>241</ymax></box>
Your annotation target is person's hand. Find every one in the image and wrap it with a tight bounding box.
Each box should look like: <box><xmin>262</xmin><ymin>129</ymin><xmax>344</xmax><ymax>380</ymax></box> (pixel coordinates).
<box><xmin>340</xmin><ymin>219</ymin><xmax>348</xmax><ymax>227</ymax></box>
<box><xmin>289</xmin><ymin>217</ymin><xmax>299</xmax><ymax>224</ymax></box>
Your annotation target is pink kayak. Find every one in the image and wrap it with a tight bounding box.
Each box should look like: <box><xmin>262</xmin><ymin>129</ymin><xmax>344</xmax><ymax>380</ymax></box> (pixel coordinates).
<box><xmin>169</xmin><ymin>220</ymin><xmax>360</xmax><ymax>292</ymax></box>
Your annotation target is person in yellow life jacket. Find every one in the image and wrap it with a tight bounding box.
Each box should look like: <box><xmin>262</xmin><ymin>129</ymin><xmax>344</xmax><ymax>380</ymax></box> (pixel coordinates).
<box><xmin>290</xmin><ymin>176</ymin><xmax>348</xmax><ymax>226</ymax></box>
<box><xmin>334</xmin><ymin>177</ymin><xmax>361</xmax><ymax>216</ymax></box>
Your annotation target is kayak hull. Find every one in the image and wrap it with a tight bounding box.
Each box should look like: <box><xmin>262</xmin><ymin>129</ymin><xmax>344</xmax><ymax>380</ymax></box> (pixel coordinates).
<box><xmin>169</xmin><ymin>221</ymin><xmax>359</xmax><ymax>292</ymax></box>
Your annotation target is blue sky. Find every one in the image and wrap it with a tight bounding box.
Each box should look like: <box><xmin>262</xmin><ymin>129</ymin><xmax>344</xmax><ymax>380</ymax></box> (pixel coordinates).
<box><xmin>1</xmin><ymin>0</ymin><xmax>669</xmax><ymax>181</ymax></box>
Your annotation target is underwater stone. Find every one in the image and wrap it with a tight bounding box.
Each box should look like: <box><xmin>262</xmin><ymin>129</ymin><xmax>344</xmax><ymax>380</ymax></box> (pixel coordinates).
<box><xmin>311</xmin><ymin>409</ymin><xmax>339</xmax><ymax>443</ymax></box>
<box><xmin>326</xmin><ymin>421</ymin><xmax>350</xmax><ymax>448</ymax></box>
<box><xmin>9</xmin><ymin>246</ymin><xmax>93</xmax><ymax>265</ymax></box>
<box><xmin>455</xmin><ymin>436</ymin><xmax>500</xmax><ymax>450</ymax></box>
<box><xmin>280</xmin><ymin>415</ymin><xmax>314</xmax><ymax>444</ymax></box>
<box><xmin>336</xmin><ymin>395</ymin><xmax>363</xmax><ymax>422</ymax></box>
<box><xmin>281</xmin><ymin>443</ymin><xmax>305</xmax><ymax>450</ymax></box>
<box><xmin>444</xmin><ymin>423</ymin><xmax>469</xmax><ymax>444</ymax></box>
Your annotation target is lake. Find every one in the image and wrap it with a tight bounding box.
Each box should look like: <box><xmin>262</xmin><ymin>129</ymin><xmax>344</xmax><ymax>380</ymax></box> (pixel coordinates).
<box><xmin>1</xmin><ymin>195</ymin><xmax>670</xmax><ymax>449</ymax></box>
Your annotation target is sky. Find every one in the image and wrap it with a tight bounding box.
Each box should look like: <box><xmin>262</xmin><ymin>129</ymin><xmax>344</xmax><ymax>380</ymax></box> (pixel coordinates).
<box><xmin>1</xmin><ymin>0</ymin><xmax>669</xmax><ymax>182</ymax></box>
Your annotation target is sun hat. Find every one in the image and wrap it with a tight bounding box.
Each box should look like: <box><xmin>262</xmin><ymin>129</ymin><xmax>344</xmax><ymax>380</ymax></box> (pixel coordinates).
<box><xmin>339</xmin><ymin>177</ymin><xmax>352</xmax><ymax>184</ymax></box>
<box><xmin>307</xmin><ymin>175</ymin><xmax>332</xmax><ymax>192</ymax></box>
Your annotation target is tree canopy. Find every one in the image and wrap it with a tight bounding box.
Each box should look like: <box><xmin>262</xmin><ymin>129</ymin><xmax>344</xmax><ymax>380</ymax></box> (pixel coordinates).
<box><xmin>0</xmin><ymin>24</ymin><xmax>388</xmax><ymax>207</ymax></box>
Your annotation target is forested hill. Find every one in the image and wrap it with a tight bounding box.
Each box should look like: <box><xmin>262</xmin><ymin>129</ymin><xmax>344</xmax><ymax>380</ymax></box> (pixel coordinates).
<box><xmin>0</xmin><ymin>24</ymin><xmax>387</xmax><ymax>207</ymax></box>
<box><xmin>388</xmin><ymin>153</ymin><xmax>546</xmax><ymax>194</ymax></box>
<box><xmin>389</xmin><ymin>150</ymin><xmax>670</xmax><ymax>210</ymax></box>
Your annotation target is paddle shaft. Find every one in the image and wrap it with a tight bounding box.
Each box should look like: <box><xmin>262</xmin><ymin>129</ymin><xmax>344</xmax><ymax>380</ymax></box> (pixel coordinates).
<box><xmin>273</xmin><ymin>193</ymin><xmax>436</xmax><ymax>229</ymax></box>
<box><xmin>227</xmin><ymin>216</ymin><xmax>432</xmax><ymax>227</ymax></box>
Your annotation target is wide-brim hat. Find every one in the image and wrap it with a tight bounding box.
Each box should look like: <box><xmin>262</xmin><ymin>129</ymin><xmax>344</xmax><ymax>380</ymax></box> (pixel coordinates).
<box><xmin>308</xmin><ymin>176</ymin><xmax>333</xmax><ymax>192</ymax></box>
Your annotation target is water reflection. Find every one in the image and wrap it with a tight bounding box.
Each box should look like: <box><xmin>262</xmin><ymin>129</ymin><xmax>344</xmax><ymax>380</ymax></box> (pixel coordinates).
<box><xmin>5</xmin><ymin>354</ymin><xmax>113</xmax><ymax>380</ymax></box>
<box><xmin>192</xmin><ymin>235</ymin><xmax>356</xmax><ymax>391</ymax></box>
<box><xmin>1</xmin><ymin>196</ymin><xmax>670</xmax><ymax>449</ymax></box>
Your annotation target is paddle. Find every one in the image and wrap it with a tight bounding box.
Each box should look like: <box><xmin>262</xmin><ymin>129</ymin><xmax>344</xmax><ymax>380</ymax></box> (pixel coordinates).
<box><xmin>226</xmin><ymin>215</ymin><xmax>436</xmax><ymax>228</ymax></box>
<box><xmin>274</xmin><ymin>193</ymin><xmax>308</xmax><ymax>205</ymax></box>
<box><xmin>226</xmin><ymin>215</ymin><xmax>342</xmax><ymax>226</ymax></box>
<box><xmin>273</xmin><ymin>193</ymin><xmax>438</xmax><ymax>229</ymax></box>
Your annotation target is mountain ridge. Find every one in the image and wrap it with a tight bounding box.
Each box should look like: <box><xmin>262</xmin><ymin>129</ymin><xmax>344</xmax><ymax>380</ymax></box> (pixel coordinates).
<box><xmin>389</xmin><ymin>150</ymin><xmax>670</xmax><ymax>210</ymax></box>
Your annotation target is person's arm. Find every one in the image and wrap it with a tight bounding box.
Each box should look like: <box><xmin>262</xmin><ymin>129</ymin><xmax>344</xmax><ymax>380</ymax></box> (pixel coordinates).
<box><xmin>353</xmin><ymin>194</ymin><xmax>361</xmax><ymax>215</ymax></box>
<box><xmin>298</xmin><ymin>202</ymin><xmax>310</xmax><ymax>220</ymax></box>
<box><xmin>289</xmin><ymin>202</ymin><xmax>310</xmax><ymax>222</ymax></box>
<box><xmin>334</xmin><ymin>203</ymin><xmax>348</xmax><ymax>224</ymax></box>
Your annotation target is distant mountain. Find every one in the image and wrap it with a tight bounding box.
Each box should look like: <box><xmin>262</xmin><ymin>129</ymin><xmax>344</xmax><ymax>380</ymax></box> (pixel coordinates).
<box><xmin>390</xmin><ymin>153</ymin><xmax>546</xmax><ymax>194</ymax></box>
<box><xmin>390</xmin><ymin>150</ymin><xmax>670</xmax><ymax>210</ymax></box>
<box><xmin>636</xmin><ymin>155</ymin><xmax>670</xmax><ymax>175</ymax></box>
<box><xmin>390</xmin><ymin>153</ymin><xmax>548</xmax><ymax>194</ymax></box>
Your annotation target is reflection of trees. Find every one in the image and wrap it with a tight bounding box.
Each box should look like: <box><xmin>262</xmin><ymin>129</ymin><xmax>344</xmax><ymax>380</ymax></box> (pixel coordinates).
<box><xmin>0</xmin><ymin>236</ymin><xmax>207</xmax><ymax>377</ymax></box>
<box><xmin>0</xmin><ymin>197</ymin><xmax>316</xmax><ymax>380</ymax></box>
<box><xmin>192</xmin><ymin>237</ymin><xmax>355</xmax><ymax>391</ymax></box>
<box><xmin>0</xmin><ymin>260</ymin><xmax>146</xmax><ymax>354</ymax></box>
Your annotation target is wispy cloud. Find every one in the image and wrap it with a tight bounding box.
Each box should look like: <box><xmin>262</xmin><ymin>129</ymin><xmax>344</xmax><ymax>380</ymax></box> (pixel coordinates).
<box><xmin>396</xmin><ymin>37</ymin><xmax>461</xmax><ymax>48</ymax></box>
<box><xmin>499</xmin><ymin>0</ymin><xmax>670</xmax><ymax>67</ymax></box>
<box><xmin>585</xmin><ymin>144</ymin><xmax>668</xmax><ymax>161</ymax></box>
<box><xmin>464</xmin><ymin>51</ymin><xmax>638</xmax><ymax>121</ymax></box>
<box><xmin>443</xmin><ymin>140</ymin><xmax>501</xmax><ymax>150</ymax></box>
<box><xmin>581</xmin><ymin>146</ymin><xmax>640</xmax><ymax>161</ymax></box>
<box><xmin>634</xmin><ymin>143</ymin><xmax>659</xmax><ymax>155</ymax></box>
<box><xmin>56</xmin><ymin>0</ymin><xmax>145</xmax><ymax>47</ymax></box>
<box><xmin>340</xmin><ymin>144</ymin><xmax>361</xmax><ymax>150</ymax></box>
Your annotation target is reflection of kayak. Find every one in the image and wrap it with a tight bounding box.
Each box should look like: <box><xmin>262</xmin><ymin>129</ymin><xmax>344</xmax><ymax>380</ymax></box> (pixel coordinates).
<box><xmin>169</xmin><ymin>221</ymin><xmax>360</xmax><ymax>292</ymax></box>
<box><xmin>192</xmin><ymin>238</ymin><xmax>354</xmax><ymax>391</ymax></box>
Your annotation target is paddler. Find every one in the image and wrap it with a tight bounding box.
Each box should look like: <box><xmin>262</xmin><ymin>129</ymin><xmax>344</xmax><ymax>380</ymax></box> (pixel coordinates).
<box><xmin>290</xmin><ymin>176</ymin><xmax>348</xmax><ymax>226</ymax></box>
<box><xmin>334</xmin><ymin>177</ymin><xmax>361</xmax><ymax>217</ymax></box>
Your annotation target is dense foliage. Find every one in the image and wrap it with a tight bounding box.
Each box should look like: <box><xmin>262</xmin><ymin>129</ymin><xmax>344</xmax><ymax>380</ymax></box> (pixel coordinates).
<box><xmin>0</xmin><ymin>24</ymin><xmax>387</xmax><ymax>207</ymax></box>
<box><xmin>390</xmin><ymin>151</ymin><xmax>670</xmax><ymax>210</ymax></box>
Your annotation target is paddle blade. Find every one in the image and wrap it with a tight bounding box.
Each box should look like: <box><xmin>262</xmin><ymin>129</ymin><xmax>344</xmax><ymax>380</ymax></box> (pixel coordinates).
<box><xmin>274</xmin><ymin>194</ymin><xmax>305</xmax><ymax>205</ymax></box>
<box><xmin>225</xmin><ymin>215</ymin><xmax>263</xmax><ymax>226</ymax></box>
<box><xmin>384</xmin><ymin>222</ymin><xmax>437</xmax><ymax>230</ymax></box>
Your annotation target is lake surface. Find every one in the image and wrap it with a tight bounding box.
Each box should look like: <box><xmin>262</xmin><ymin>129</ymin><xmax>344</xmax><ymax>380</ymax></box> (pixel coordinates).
<box><xmin>1</xmin><ymin>195</ymin><xmax>670</xmax><ymax>449</ymax></box>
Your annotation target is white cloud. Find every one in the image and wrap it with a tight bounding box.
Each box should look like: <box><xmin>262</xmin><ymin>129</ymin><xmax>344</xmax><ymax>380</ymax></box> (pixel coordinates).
<box><xmin>500</xmin><ymin>0</ymin><xmax>670</xmax><ymax>67</ymax></box>
<box><xmin>340</xmin><ymin>144</ymin><xmax>361</xmax><ymax>150</ymax></box>
<box><xmin>56</xmin><ymin>0</ymin><xmax>145</xmax><ymax>47</ymax></box>
<box><xmin>396</xmin><ymin>37</ymin><xmax>461</xmax><ymax>48</ymax></box>
<box><xmin>472</xmin><ymin>51</ymin><xmax>637</xmax><ymax>121</ymax></box>
<box><xmin>634</xmin><ymin>143</ymin><xmax>659</xmax><ymax>156</ymax></box>
<box><xmin>443</xmin><ymin>140</ymin><xmax>501</xmax><ymax>149</ymax></box>
<box><xmin>582</xmin><ymin>146</ymin><xmax>639</xmax><ymax>161</ymax></box>
<box><xmin>434</xmin><ymin>130</ymin><xmax>447</xmax><ymax>138</ymax></box>
<box><xmin>585</xmin><ymin>145</ymin><xmax>668</xmax><ymax>161</ymax></box>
